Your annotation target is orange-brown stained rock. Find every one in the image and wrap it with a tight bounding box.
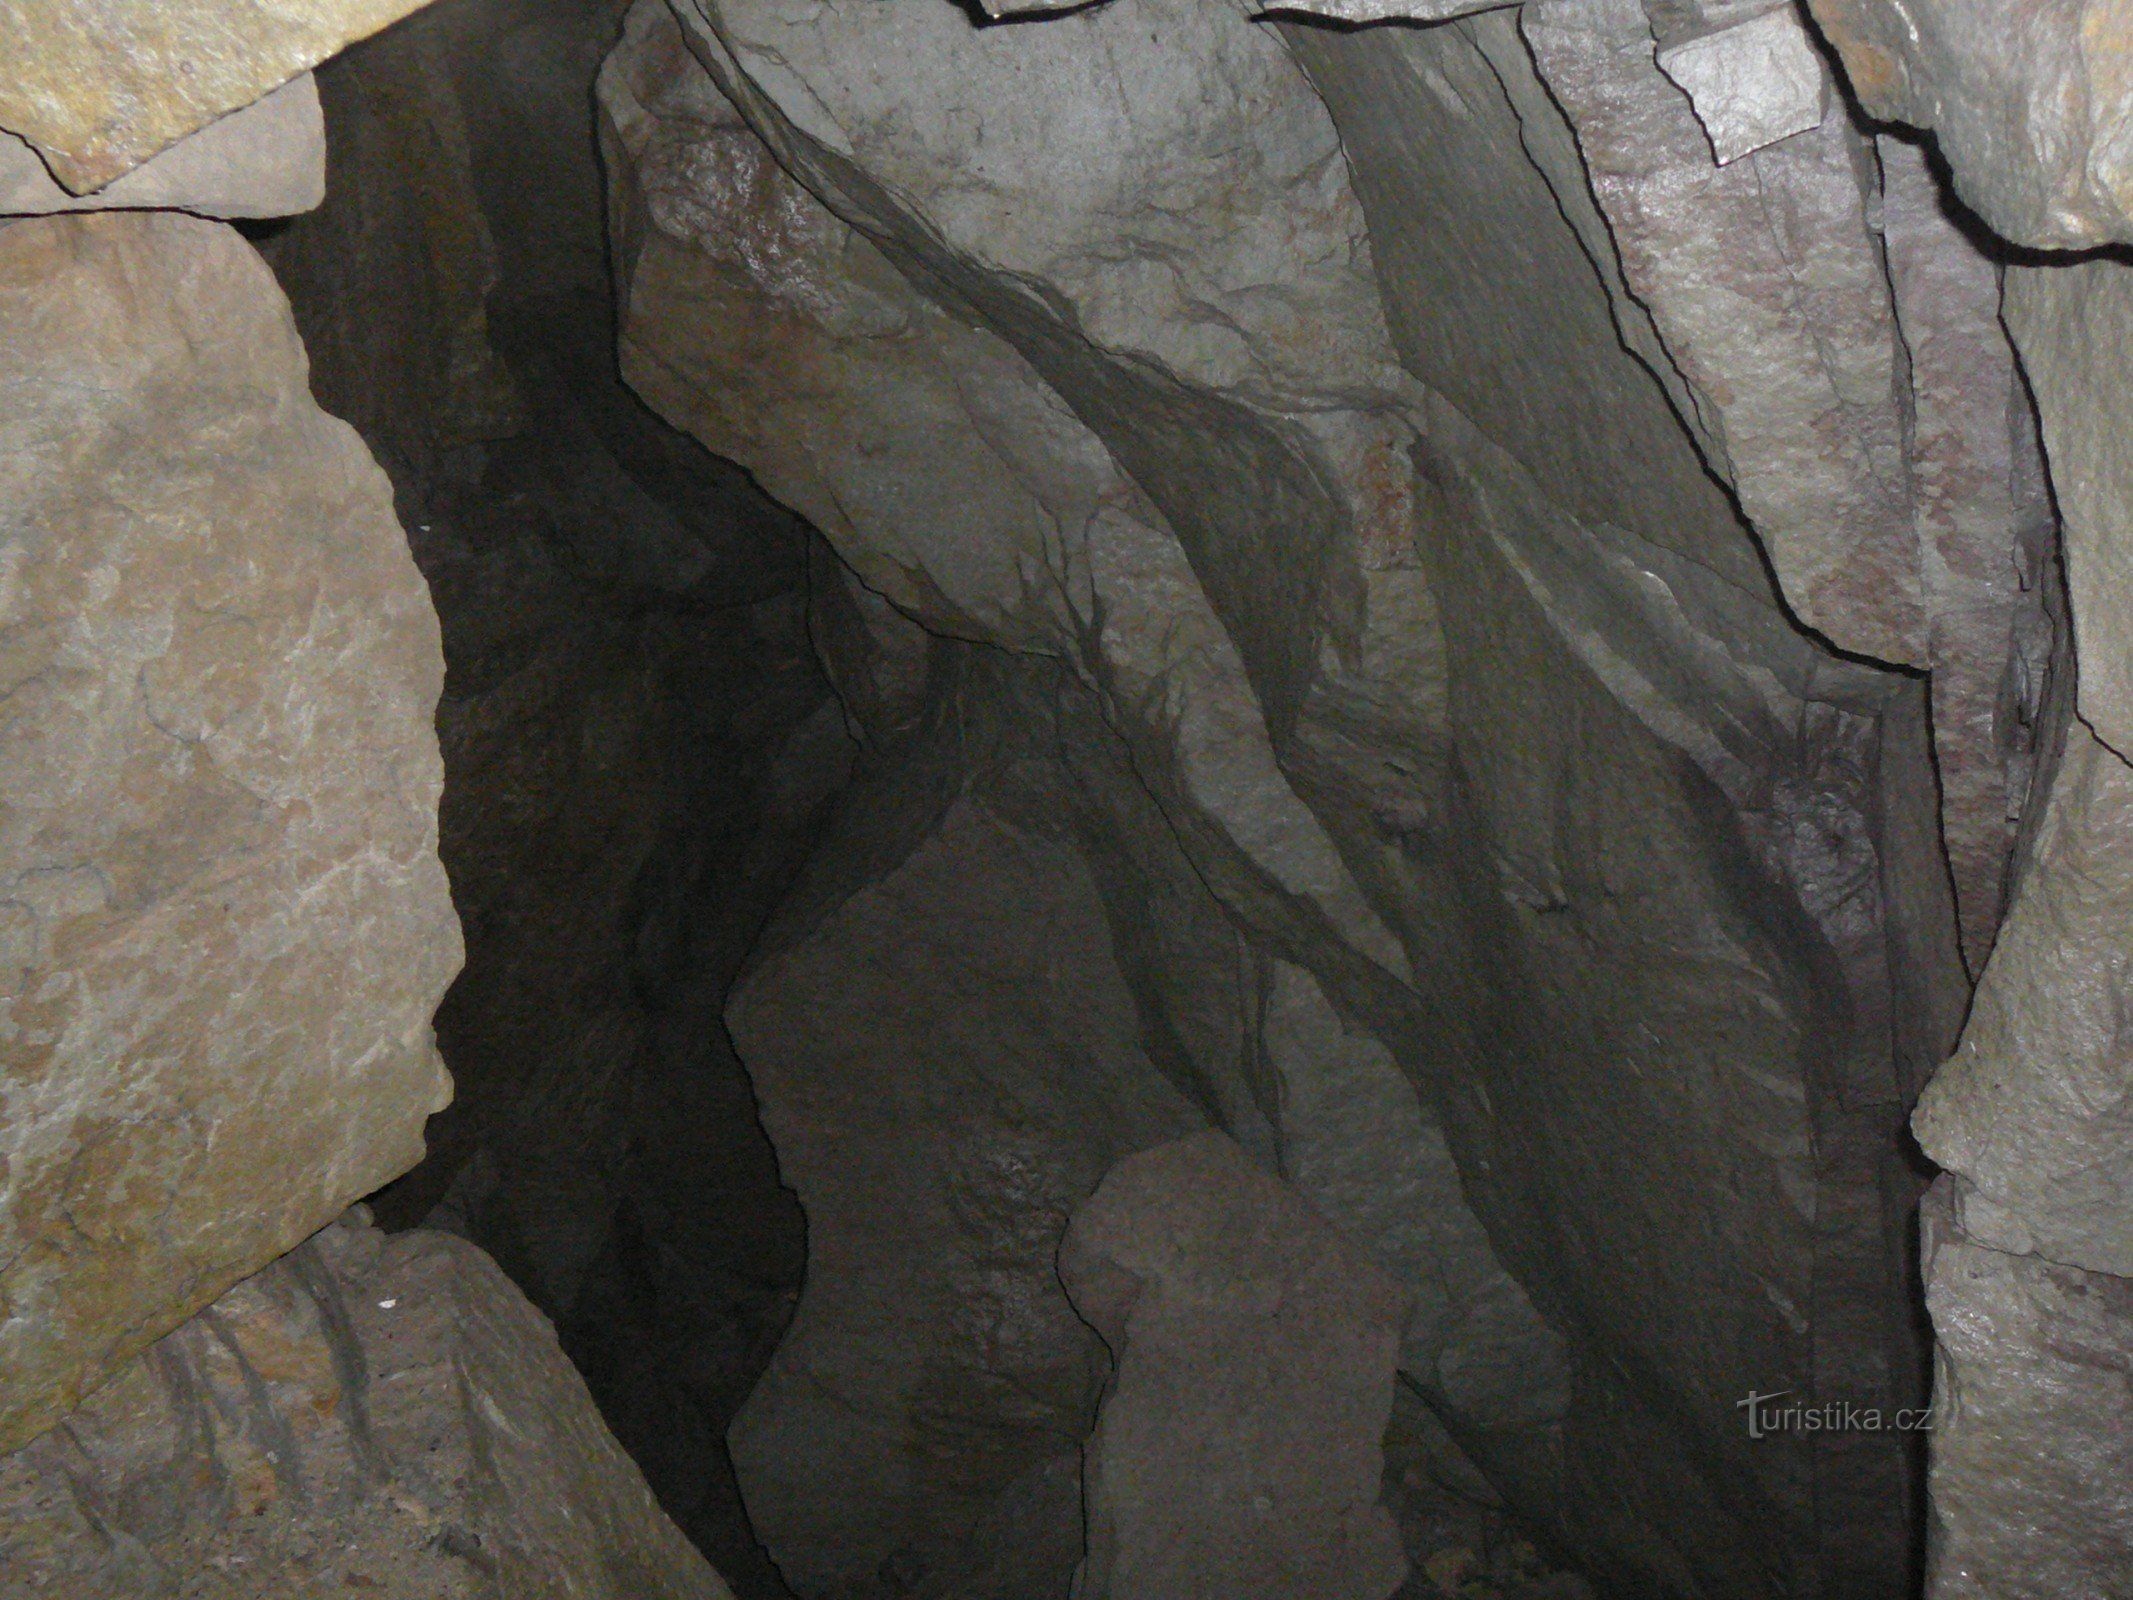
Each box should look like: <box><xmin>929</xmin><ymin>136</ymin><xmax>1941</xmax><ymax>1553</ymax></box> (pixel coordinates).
<box><xmin>0</xmin><ymin>211</ymin><xmax>461</xmax><ymax>1455</ymax></box>
<box><xmin>0</xmin><ymin>0</ymin><xmax>438</xmax><ymax>194</ymax></box>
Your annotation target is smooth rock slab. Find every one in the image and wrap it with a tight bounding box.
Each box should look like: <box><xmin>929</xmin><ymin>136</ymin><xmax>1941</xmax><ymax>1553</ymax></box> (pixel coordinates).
<box><xmin>0</xmin><ymin>73</ymin><xmax>324</xmax><ymax>219</ymax></box>
<box><xmin>1059</xmin><ymin>1130</ymin><xmax>1409</xmax><ymax>1600</ymax></box>
<box><xmin>0</xmin><ymin>212</ymin><xmax>461</xmax><ymax>1455</ymax></box>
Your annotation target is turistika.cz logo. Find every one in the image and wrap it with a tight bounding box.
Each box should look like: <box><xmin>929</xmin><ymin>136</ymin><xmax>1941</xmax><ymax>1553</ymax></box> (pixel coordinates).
<box><xmin>1736</xmin><ymin>1390</ymin><xmax>1935</xmax><ymax>1440</ymax></box>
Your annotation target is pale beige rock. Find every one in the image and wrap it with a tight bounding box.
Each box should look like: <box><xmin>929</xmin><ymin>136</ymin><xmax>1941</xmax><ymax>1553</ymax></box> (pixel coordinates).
<box><xmin>0</xmin><ymin>0</ymin><xmax>438</xmax><ymax>193</ymax></box>
<box><xmin>0</xmin><ymin>212</ymin><xmax>460</xmax><ymax>1455</ymax></box>
<box><xmin>0</xmin><ymin>73</ymin><xmax>324</xmax><ymax>219</ymax></box>
<box><xmin>0</xmin><ymin>1213</ymin><xmax>737</xmax><ymax>1599</ymax></box>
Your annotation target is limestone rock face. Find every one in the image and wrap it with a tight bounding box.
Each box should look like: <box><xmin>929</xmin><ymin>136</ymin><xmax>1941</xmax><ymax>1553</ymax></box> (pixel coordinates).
<box><xmin>0</xmin><ymin>1213</ymin><xmax>736</xmax><ymax>1599</ymax></box>
<box><xmin>0</xmin><ymin>73</ymin><xmax>325</xmax><ymax>219</ymax></box>
<box><xmin>1059</xmin><ymin>1131</ymin><xmax>1409</xmax><ymax>1600</ymax></box>
<box><xmin>1806</xmin><ymin>0</ymin><xmax>2133</xmax><ymax>249</ymax></box>
<box><xmin>0</xmin><ymin>0</ymin><xmax>439</xmax><ymax>193</ymax></box>
<box><xmin>0</xmin><ymin>211</ymin><xmax>460</xmax><ymax>1456</ymax></box>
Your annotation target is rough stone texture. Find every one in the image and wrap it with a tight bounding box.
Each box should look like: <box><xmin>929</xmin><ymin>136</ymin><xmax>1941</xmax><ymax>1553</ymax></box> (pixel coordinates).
<box><xmin>603</xmin><ymin>1</ymin><xmax>1982</xmax><ymax>1593</ymax></box>
<box><xmin>1880</xmin><ymin>136</ymin><xmax>2057</xmax><ymax>972</ymax></box>
<box><xmin>1918</xmin><ymin>1182</ymin><xmax>2133</xmax><ymax>1599</ymax></box>
<box><xmin>1525</xmin><ymin>0</ymin><xmax>1927</xmax><ymax>668</ymax></box>
<box><xmin>1263</xmin><ymin>960</ymin><xmax>1565</xmax><ymax>1437</ymax></box>
<box><xmin>1058</xmin><ymin>1131</ymin><xmax>1409</xmax><ymax>1600</ymax></box>
<box><xmin>0</xmin><ymin>211</ymin><xmax>460</xmax><ymax>1458</ymax></box>
<box><xmin>0</xmin><ymin>1212</ymin><xmax>737</xmax><ymax>1599</ymax></box>
<box><xmin>2004</xmin><ymin>259</ymin><xmax>2133</xmax><ymax>762</ymax></box>
<box><xmin>0</xmin><ymin>74</ymin><xmax>324</xmax><ymax>219</ymax></box>
<box><xmin>0</xmin><ymin>0</ymin><xmax>438</xmax><ymax>193</ymax></box>
<box><xmin>1806</xmin><ymin>0</ymin><xmax>2133</xmax><ymax>248</ymax></box>
<box><xmin>1656</xmin><ymin>5</ymin><xmax>1832</xmax><ymax>164</ymax></box>
<box><xmin>1915</xmin><ymin>721</ymin><xmax>2133</xmax><ymax>1276</ymax></box>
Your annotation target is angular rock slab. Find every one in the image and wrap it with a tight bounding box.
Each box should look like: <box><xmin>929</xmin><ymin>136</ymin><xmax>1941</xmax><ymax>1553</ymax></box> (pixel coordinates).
<box><xmin>1920</xmin><ymin>1183</ymin><xmax>2133</xmax><ymax>1599</ymax></box>
<box><xmin>1656</xmin><ymin>5</ymin><xmax>1832</xmax><ymax>165</ymax></box>
<box><xmin>0</xmin><ymin>73</ymin><xmax>324</xmax><ymax>219</ymax></box>
<box><xmin>1807</xmin><ymin>0</ymin><xmax>2133</xmax><ymax>248</ymax></box>
<box><xmin>0</xmin><ymin>212</ymin><xmax>460</xmax><ymax>1454</ymax></box>
<box><xmin>0</xmin><ymin>0</ymin><xmax>436</xmax><ymax>193</ymax></box>
<box><xmin>0</xmin><ymin>1214</ymin><xmax>736</xmax><ymax>1599</ymax></box>
<box><xmin>1060</xmin><ymin>1130</ymin><xmax>1409</xmax><ymax>1600</ymax></box>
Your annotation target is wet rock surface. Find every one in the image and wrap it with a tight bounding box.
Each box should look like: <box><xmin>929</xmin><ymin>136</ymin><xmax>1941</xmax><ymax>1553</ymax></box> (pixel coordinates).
<box><xmin>0</xmin><ymin>210</ymin><xmax>460</xmax><ymax>1459</ymax></box>
<box><xmin>0</xmin><ymin>1212</ymin><xmax>734</xmax><ymax>1600</ymax></box>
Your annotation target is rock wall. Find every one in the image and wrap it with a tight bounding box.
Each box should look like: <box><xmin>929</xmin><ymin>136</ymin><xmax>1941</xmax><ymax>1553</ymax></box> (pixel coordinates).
<box><xmin>596</xmin><ymin>0</ymin><xmax>2037</xmax><ymax>1593</ymax></box>
<box><xmin>1802</xmin><ymin>6</ymin><xmax>2133</xmax><ymax>1593</ymax></box>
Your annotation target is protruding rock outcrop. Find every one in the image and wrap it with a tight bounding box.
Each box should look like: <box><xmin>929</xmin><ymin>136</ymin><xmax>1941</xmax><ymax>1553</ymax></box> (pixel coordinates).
<box><xmin>0</xmin><ymin>211</ymin><xmax>461</xmax><ymax>1457</ymax></box>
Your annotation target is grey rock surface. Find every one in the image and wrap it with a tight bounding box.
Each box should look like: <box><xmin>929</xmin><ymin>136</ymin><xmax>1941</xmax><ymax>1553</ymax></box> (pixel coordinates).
<box><xmin>0</xmin><ymin>211</ymin><xmax>460</xmax><ymax>1458</ymax></box>
<box><xmin>2004</xmin><ymin>259</ymin><xmax>2133</xmax><ymax>763</ymax></box>
<box><xmin>0</xmin><ymin>73</ymin><xmax>325</xmax><ymax>218</ymax></box>
<box><xmin>1059</xmin><ymin>1130</ymin><xmax>1410</xmax><ymax>1600</ymax></box>
<box><xmin>1919</xmin><ymin>1182</ymin><xmax>2133</xmax><ymax>1599</ymax></box>
<box><xmin>1880</xmin><ymin>136</ymin><xmax>2055</xmax><ymax>972</ymax></box>
<box><xmin>1915</xmin><ymin>721</ymin><xmax>2133</xmax><ymax>1278</ymax></box>
<box><xmin>0</xmin><ymin>1212</ymin><xmax>738</xmax><ymax>1599</ymax></box>
<box><xmin>1525</xmin><ymin>0</ymin><xmax>1927</xmax><ymax>668</ymax></box>
<box><xmin>723</xmin><ymin>663</ymin><xmax>1202</xmax><ymax>1596</ymax></box>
